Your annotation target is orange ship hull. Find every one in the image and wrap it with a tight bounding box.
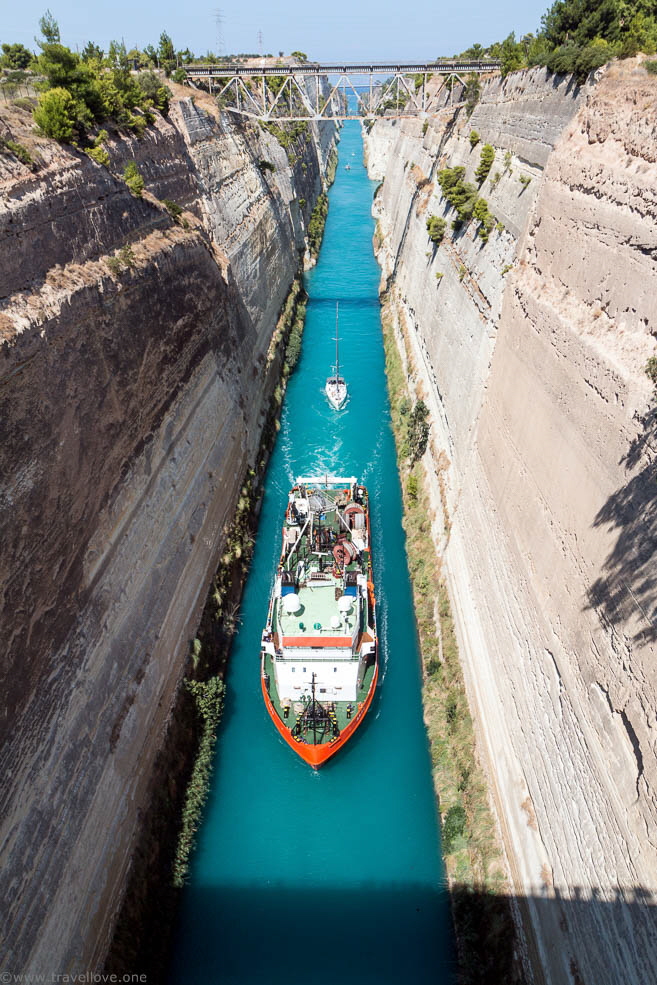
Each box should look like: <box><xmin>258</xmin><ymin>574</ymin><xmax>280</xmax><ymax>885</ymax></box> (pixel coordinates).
<box><xmin>262</xmin><ymin>660</ymin><xmax>379</xmax><ymax>768</ymax></box>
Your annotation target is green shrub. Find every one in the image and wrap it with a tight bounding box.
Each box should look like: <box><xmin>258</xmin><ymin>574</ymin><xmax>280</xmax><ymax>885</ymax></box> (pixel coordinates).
<box><xmin>11</xmin><ymin>97</ymin><xmax>35</xmax><ymax>111</ymax></box>
<box><xmin>0</xmin><ymin>139</ymin><xmax>33</xmax><ymax>167</ymax></box>
<box><xmin>33</xmin><ymin>86</ymin><xmax>77</xmax><ymax>141</ymax></box>
<box><xmin>519</xmin><ymin>174</ymin><xmax>532</xmax><ymax>188</ymax></box>
<box><xmin>646</xmin><ymin>356</ymin><xmax>657</xmax><ymax>387</ymax></box>
<box><xmin>407</xmin><ymin>400</ymin><xmax>430</xmax><ymax>463</ymax></box>
<box><xmin>407</xmin><ymin>474</ymin><xmax>419</xmax><ymax>501</ymax></box>
<box><xmin>163</xmin><ymin>198</ymin><xmax>183</xmax><ymax>220</ymax></box>
<box><xmin>172</xmin><ymin>676</ymin><xmax>226</xmax><ymax>887</ymax></box>
<box><xmin>87</xmin><ymin>145</ymin><xmax>110</xmax><ymax>166</ymax></box>
<box><xmin>172</xmin><ymin>67</ymin><xmax>187</xmax><ymax>83</ymax></box>
<box><xmin>469</xmin><ymin>129</ymin><xmax>480</xmax><ymax>148</ymax></box>
<box><xmin>137</xmin><ymin>71</ymin><xmax>171</xmax><ymax>113</ymax></box>
<box><xmin>472</xmin><ymin>197</ymin><xmax>496</xmax><ymax>242</ymax></box>
<box><xmin>307</xmin><ymin>191</ymin><xmax>329</xmax><ymax>257</ymax></box>
<box><xmin>118</xmin><ymin>244</ymin><xmax>135</xmax><ymax>267</ymax></box>
<box><xmin>258</xmin><ymin>159</ymin><xmax>275</xmax><ymax>173</ymax></box>
<box><xmin>437</xmin><ymin>165</ymin><xmax>479</xmax><ymax>225</ymax></box>
<box><xmin>474</xmin><ymin>143</ymin><xmax>495</xmax><ymax>184</ymax></box>
<box><xmin>647</xmin><ymin>60</ymin><xmax>657</xmax><ymax>74</ymax></box>
<box><xmin>123</xmin><ymin>160</ymin><xmax>144</xmax><ymax>196</ymax></box>
<box><xmin>442</xmin><ymin>803</ymin><xmax>467</xmax><ymax>853</ymax></box>
<box><xmin>426</xmin><ymin>214</ymin><xmax>447</xmax><ymax>245</ymax></box>
<box><xmin>422</xmin><ymin>120</ymin><xmax>429</xmax><ymax>135</ymax></box>
<box><xmin>105</xmin><ymin>255</ymin><xmax>122</xmax><ymax>275</ymax></box>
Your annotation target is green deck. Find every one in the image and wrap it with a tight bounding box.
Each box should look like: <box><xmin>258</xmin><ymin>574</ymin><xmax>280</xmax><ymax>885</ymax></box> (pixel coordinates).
<box><xmin>263</xmin><ymin>651</ymin><xmax>376</xmax><ymax>744</ymax></box>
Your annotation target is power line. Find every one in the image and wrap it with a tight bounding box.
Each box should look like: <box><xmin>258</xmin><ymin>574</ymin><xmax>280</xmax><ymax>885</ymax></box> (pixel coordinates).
<box><xmin>214</xmin><ymin>9</ymin><xmax>224</xmax><ymax>57</ymax></box>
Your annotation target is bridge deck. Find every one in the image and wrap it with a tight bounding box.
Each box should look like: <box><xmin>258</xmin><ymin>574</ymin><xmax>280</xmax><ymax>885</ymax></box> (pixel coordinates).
<box><xmin>186</xmin><ymin>60</ymin><xmax>501</xmax><ymax>78</ymax></box>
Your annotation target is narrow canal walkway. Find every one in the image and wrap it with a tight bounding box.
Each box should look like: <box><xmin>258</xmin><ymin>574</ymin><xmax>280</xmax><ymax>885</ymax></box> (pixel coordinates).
<box><xmin>170</xmin><ymin>121</ymin><xmax>454</xmax><ymax>985</ymax></box>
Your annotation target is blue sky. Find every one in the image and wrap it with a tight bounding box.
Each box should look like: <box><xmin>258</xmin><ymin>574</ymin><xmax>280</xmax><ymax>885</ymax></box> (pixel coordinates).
<box><xmin>5</xmin><ymin>0</ymin><xmax>551</xmax><ymax>61</ymax></box>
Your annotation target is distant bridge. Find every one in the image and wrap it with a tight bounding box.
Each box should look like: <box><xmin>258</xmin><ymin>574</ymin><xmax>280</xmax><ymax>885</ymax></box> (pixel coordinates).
<box><xmin>184</xmin><ymin>61</ymin><xmax>501</xmax><ymax>121</ymax></box>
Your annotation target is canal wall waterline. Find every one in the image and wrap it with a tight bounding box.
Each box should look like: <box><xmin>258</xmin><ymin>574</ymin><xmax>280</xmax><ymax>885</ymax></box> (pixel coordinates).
<box><xmin>169</xmin><ymin>120</ymin><xmax>454</xmax><ymax>985</ymax></box>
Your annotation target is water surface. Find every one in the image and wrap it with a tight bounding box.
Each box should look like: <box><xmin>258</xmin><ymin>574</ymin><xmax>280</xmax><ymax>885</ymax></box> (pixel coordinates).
<box><xmin>170</xmin><ymin>121</ymin><xmax>454</xmax><ymax>985</ymax></box>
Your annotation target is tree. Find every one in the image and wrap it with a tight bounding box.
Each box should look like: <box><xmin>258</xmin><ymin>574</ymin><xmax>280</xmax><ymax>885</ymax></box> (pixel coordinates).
<box><xmin>464</xmin><ymin>73</ymin><xmax>480</xmax><ymax>115</ymax></box>
<box><xmin>1</xmin><ymin>43</ymin><xmax>34</xmax><ymax>69</ymax></box>
<box><xmin>143</xmin><ymin>44</ymin><xmax>159</xmax><ymax>67</ymax></box>
<box><xmin>426</xmin><ymin>215</ymin><xmax>447</xmax><ymax>244</ymax></box>
<box><xmin>408</xmin><ymin>400</ymin><xmax>430</xmax><ymax>463</ymax></box>
<box><xmin>33</xmin><ymin>86</ymin><xmax>76</xmax><ymax>140</ymax></box>
<box><xmin>81</xmin><ymin>41</ymin><xmax>104</xmax><ymax>63</ymax></box>
<box><xmin>158</xmin><ymin>31</ymin><xmax>176</xmax><ymax>75</ymax></box>
<box><xmin>291</xmin><ymin>50</ymin><xmax>308</xmax><ymax>61</ymax></box>
<box><xmin>500</xmin><ymin>32</ymin><xmax>526</xmax><ymax>76</ymax></box>
<box><xmin>474</xmin><ymin>144</ymin><xmax>495</xmax><ymax>183</ymax></box>
<box><xmin>123</xmin><ymin>160</ymin><xmax>145</xmax><ymax>196</ymax></box>
<box><xmin>37</xmin><ymin>9</ymin><xmax>60</xmax><ymax>46</ymax></box>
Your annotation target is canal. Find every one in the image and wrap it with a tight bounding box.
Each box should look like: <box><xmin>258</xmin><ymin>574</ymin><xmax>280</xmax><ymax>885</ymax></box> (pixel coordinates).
<box><xmin>170</xmin><ymin>120</ymin><xmax>454</xmax><ymax>985</ymax></box>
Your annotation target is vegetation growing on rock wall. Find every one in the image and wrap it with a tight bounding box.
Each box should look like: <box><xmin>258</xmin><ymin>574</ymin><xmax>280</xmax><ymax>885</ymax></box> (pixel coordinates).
<box><xmin>307</xmin><ymin>192</ymin><xmax>329</xmax><ymax>257</ymax></box>
<box><xmin>123</xmin><ymin>160</ymin><xmax>144</xmax><ymax>196</ymax></box>
<box><xmin>172</xmin><ymin>676</ymin><xmax>225</xmax><ymax>887</ymax></box>
<box><xmin>474</xmin><ymin>143</ymin><xmax>495</xmax><ymax>184</ymax></box>
<box><xmin>0</xmin><ymin>137</ymin><xmax>34</xmax><ymax>167</ymax></box>
<box><xmin>407</xmin><ymin>400</ymin><xmax>431</xmax><ymax>463</ymax></box>
<box><xmin>379</xmin><ymin>298</ymin><xmax>518</xmax><ymax>985</ymax></box>
<box><xmin>472</xmin><ymin>198</ymin><xmax>495</xmax><ymax>242</ymax></box>
<box><xmin>464</xmin><ymin>74</ymin><xmax>481</xmax><ymax>114</ymax></box>
<box><xmin>437</xmin><ymin>166</ymin><xmax>477</xmax><ymax>227</ymax></box>
<box><xmin>262</xmin><ymin>120</ymin><xmax>310</xmax><ymax>153</ymax></box>
<box><xmin>426</xmin><ymin>214</ymin><xmax>447</xmax><ymax>245</ymax></box>
<box><xmin>437</xmin><ymin>165</ymin><xmax>498</xmax><ymax>243</ymax></box>
<box><xmin>469</xmin><ymin>129</ymin><xmax>480</xmax><ymax>148</ymax></box>
<box><xmin>87</xmin><ymin>144</ymin><xmax>110</xmax><ymax>166</ymax></box>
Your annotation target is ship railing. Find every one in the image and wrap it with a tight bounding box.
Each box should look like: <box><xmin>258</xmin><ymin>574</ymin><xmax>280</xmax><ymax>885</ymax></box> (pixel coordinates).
<box><xmin>295</xmin><ymin>475</ymin><xmax>357</xmax><ymax>488</ymax></box>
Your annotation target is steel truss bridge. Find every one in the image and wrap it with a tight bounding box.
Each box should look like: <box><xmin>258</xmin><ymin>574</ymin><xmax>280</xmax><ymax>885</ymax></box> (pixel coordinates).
<box><xmin>184</xmin><ymin>61</ymin><xmax>501</xmax><ymax>121</ymax></box>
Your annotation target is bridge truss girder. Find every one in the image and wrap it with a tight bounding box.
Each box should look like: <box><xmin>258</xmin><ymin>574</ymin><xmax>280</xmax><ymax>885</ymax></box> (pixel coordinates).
<box><xmin>186</xmin><ymin>62</ymin><xmax>498</xmax><ymax>121</ymax></box>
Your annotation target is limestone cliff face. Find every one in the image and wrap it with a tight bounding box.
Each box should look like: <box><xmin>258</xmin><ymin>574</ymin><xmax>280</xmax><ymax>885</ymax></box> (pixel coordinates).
<box><xmin>0</xmin><ymin>92</ymin><xmax>334</xmax><ymax>972</ymax></box>
<box><xmin>367</xmin><ymin>62</ymin><xmax>657</xmax><ymax>985</ymax></box>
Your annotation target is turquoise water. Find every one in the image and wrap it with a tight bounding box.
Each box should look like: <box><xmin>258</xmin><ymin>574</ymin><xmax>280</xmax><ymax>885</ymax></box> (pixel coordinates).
<box><xmin>170</xmin><ymin>122</ymin><xmax>454</xmax><ymax>985</ymax></box>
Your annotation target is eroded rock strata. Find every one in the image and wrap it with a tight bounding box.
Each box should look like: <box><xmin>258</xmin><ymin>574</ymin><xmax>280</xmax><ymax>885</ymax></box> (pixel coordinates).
<box><xmin>0</xmin><ymin>91</ymin><xmax>334</xmax><ymax>972</ymax></box>
<box><xmin>367</xmin><ymin>62</ymin><xmax>657</xmax><ymax>985</ymax></box>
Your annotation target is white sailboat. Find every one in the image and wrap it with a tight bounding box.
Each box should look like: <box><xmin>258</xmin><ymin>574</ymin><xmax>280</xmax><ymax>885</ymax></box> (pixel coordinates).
<box><xmin>325</xmin><ymin>302</ymin><xmax>348</xmax><ymax>410</ymax></box>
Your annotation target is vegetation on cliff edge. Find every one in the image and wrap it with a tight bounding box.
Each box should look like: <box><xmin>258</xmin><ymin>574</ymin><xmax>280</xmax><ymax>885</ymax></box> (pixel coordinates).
<box><xmin>380</xmin><ymin>297</ymin><xmax>518</xmax><ymax>984</ymax></box>
<box><xmin>454</xmin><ymin>0</ymin><xmax>657</xmax><ymax>82</ymax></box>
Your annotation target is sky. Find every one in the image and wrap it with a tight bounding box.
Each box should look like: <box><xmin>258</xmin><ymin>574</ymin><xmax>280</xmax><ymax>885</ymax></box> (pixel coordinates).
<box><xmin>5</xmin><ymin>0</ymin><xmax>551</xmax><ymax>61</ymax></box>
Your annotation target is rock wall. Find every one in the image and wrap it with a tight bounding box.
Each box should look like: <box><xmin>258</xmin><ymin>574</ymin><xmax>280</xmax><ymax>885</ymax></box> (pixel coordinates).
<box><xmin>0</xmin><ymin>90</ymin><xmax>335</xmax><ymax>973</ymax></box>
<box><xmin>366</xmin><ymin>62</ymin><xmax>657</xmax><ymax>985</ymax></box>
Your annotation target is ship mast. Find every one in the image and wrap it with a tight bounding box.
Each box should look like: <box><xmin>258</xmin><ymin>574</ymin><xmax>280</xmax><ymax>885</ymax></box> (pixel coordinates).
<box><xmin>335</xmin><ymin>302</ymin><xmax>340</xmax><ymax>380</ymax></box>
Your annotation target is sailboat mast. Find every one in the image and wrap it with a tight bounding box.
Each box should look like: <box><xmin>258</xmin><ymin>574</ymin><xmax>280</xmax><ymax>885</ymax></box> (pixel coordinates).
<box><xmin>335</xmin><ymin>302</ymin><xmax>339</xmax><ymax>378</ymax></box>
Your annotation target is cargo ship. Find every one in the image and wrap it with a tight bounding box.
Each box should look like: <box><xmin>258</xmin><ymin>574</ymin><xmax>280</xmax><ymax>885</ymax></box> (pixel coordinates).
<box><xmin>261</xmin><ymin>476</ymin><xmax>378</xmax><ymax>767</ymax></box>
